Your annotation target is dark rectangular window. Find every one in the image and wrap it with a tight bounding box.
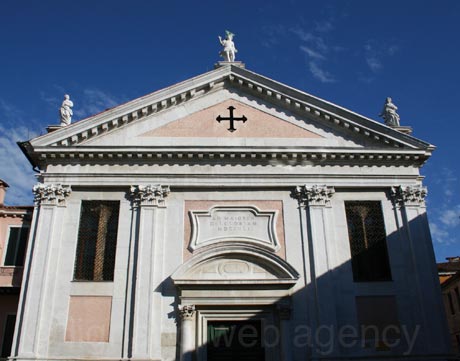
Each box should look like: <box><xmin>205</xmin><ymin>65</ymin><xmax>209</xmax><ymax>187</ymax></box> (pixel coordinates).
<box><xmin>455</xmin><ymin>287</ymin><xmax>460</xmax><ymax>310</ymax></box>
<box><xmin>74</xmin><ymin>201</ymin><xmax>120</xmax><ymax>281</ymax></box>
<box><xmin>345</xmin><ymin>201</ymin><xmax>392</xmax><ymax>282</ymax></box>
<box><xmin>1</xmin><ymin>314</ymin><xmax>16</xmax><ymax>358</ymax></box>
<box><xmin>448</xmin><ymin>292</ymin><xmax>455</xmax><ymax>315</ymax></box>
<box><xmin>4</xmin><ymin>226</ymin><xmax>29</xmax><ymax>266</ymax></box>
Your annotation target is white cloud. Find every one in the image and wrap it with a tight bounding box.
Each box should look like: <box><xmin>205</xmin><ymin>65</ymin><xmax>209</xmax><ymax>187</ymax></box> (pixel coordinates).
<box><xmin>363</xmin><ymin>41</ymin><xmax>399</xmax><ymax>74</ymax></box>
<box><xmin>439</xmin><ymin>206</ymin><xmax>460</xmax><ymax>227</ymax></box>
<box><xmin>364</xmin><ymin>43</ymin><xmax>383</xmax><ymax>73</ymax></box>
<box><xmin>430</xmin><ymin>222</ymin><xmax>451</xmax><ymax>244</ymax></box>
<box><xmin>0</xmin><ymin>124</ymin><xmax>37</xmax><ymax>205</ymax></box>
<box><xmin>309</xmin><ymin>61</ymin><xmax>336</xmax><ymax>83</ymax></box>
<box><xmin>366</xmin><ymin>56</ymin><xmax>382</xmax><ymax>72</ymax></box>
<box><xmin>300</xmin><ymin>46</ymin><xmax>325</xmax><ymax>60</ymax></box>
<box><xmin>441</xmin><ymin>168</ymin><xmax>457</xmax><ymax>202</ymax></box>
<box><xmin>387</xmin><ymin>45</ymin><xmax>399</xmax><ymax>56</ymax></box>
<box><xmin>315</xmin><ymin>20</ymin><xmax>333</xmax><ymax>33</ymax></box>
<box><xmin>291</xmin><ymin>25</ymin><xmax>338</xmax><ymax>84</ymax></box>
<box><xmin>261</xmin><ymin>24</ymin><xmax>286</xmax><ymax>48</ymax></box>
<box><xmin>428</xmin><ymin>167</ymin><xmax>460</xmax><ymax>246</ymax></box>
<box><xmin>74</xmin><ymin>88</ymin><xmax>121</xmax><ymax>120</ymax></box>
<box><xmin>291</xmin><ymin>28</ymin><xmax>329</xmax><ymax>53</ymax></box>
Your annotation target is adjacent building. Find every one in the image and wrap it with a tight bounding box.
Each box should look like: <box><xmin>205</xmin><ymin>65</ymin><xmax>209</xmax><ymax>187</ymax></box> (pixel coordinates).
<box><xmin>11</xmin><ymin>60</ymin><xmax>451</xmax><ymax>360</ymax></box>
<box><xmin>438</xmin><ymin>257</ymin><xmax>460</xmax><ymax>354</ymax></box>
<box><xmin>0</xmin><ymin>180</ymin><xmax>32</xmax><ymax>359</ymax></box>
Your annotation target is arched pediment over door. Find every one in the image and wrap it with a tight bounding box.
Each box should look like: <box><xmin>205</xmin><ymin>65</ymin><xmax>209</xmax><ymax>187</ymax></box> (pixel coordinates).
<box><xmin>171</xmin><ymin>243</ymin><xmax>299</xmax><ymax>305</ymax></box>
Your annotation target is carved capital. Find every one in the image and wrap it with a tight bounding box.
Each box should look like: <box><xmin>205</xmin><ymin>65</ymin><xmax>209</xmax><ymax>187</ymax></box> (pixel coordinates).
<box><xmin>293</xmin><ymin>185</ymin><xmax>335</xmax><ymax>207</ymax></box>
<box><xmin>33</xmin><ymin>183</ymin><xmax>71</xmax><ymax>206</ymax></box>
<box><xmin>130</xmin><ymin>184</ymin><xmax>170</xmax><ymax>207</ymax></box>
<box><xmin>178</xmin><ymin>305</ymin><xmax>195</xmax><ymax>320</ymax></box>
<box><xmin>391</xmin><ymin>185</ymin><xmax>427</xmax><ymax>207</ymax></box>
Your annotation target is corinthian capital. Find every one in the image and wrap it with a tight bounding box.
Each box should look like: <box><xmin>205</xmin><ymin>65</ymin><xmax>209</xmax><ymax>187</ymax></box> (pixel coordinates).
<box><xmin>130</xmin><ymin>184</ymin><xmax>170</xmax><ymax>207</ymax></box>
<box><xmin>391</xmin><ymin>185</ymin><xmax>427</xmax><ymax>207</ymax></box>
<box><xmin>33</xmin><ymin>183</ymin><xmax>72</xmax><ymax>206</ymax></box>
<box><xmin>293</xmin><ymin>185</ymin><xmax>335</xmax><ymax>207</ymax></box>
<box><xmin>178</xmin><ymin>305</ymin><xmax>195</xmax><ymax>320</ymax></box>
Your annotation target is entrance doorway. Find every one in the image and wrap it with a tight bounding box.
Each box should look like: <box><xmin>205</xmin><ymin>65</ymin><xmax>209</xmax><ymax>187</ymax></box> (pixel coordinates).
<box><xmin>207</xmin><ymin>320</ymin><xmax>265</xmax><ymax>361</ymax></box>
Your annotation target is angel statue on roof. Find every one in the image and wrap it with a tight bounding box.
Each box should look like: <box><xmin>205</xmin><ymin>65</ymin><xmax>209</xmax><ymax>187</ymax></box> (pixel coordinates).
<box><xmin>218</xmin><ymin>30</ymin><xmax>237</xmax><ymax>62</ymax></box>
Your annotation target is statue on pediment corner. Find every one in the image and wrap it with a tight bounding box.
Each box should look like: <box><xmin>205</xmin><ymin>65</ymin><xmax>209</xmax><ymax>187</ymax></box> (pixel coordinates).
<box><xmin>379</xmin><ymin>97</ymin><xmax>400</xmax><ymax>127</ymax></box>
<box><xmin>60</xmin><ymin>94</ymin><xmax>73</xmax><ymax>126</ymax></box>
<box><xmin>218</xmin><ymin>30</ymin><xmax>237</xmax><ymax>62</ymax></box>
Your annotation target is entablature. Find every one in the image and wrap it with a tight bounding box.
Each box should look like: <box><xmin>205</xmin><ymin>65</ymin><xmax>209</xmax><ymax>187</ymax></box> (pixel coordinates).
<box><xmin>30</xmin><ymin>146</ymin><xmax>431</xmax><ymax>168</ymax></box>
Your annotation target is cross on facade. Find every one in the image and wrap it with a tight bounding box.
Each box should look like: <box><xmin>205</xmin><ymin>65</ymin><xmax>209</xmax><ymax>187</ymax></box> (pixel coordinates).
<box><xmin>216</xmin><ymin>106</ymin><xmax>247</xmax><ymax>132</ymax></box>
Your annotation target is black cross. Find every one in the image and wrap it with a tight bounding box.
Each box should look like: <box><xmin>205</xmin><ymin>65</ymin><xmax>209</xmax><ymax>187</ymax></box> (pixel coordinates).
<box><xmin>216</xmin><ymin>106</ymin><xmax>247</xmax><ymax>132</ymax></box>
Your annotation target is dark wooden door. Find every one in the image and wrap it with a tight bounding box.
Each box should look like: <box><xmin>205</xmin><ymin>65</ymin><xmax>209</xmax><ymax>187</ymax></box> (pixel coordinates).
<box><xmin>207</xmin><ymin>320</ymin><xmax>265</xmax><ymax>361</ymax></box>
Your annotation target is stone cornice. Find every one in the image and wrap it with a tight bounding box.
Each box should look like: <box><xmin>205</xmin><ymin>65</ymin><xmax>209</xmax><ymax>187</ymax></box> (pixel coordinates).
<box><xmin>390</xmin><ymin>185</ymin><xmax>428</xmax><ymax>208</ymax></box>
<box><xmin>31</xmin><ymin>147</ymin><xmax>431</xmax><ymax>168</ymax></box>
<box><xmin>0</xmin><ymin>205</ymin><xmax>33</xmax><ymax>219</ymax></box>
<box><xmin>129</xmin><ymin>184</ymin><xmax>170</xmax><ymax>207</ymax></box>
<box><xmin>293</xmin><ymin>185</ymin><xmax>335</xmax><ymax>207</ymax></box>
<box><xmin>33</xmin><ymin>183</ymin><xmax>72</xmax><ymax>207</ymax></box>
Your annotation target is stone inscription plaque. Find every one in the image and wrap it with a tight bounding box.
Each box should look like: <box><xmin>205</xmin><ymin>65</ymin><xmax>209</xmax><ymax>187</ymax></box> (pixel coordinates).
<box><xmin>189</xmin><ymin>206</ymin><xmax>279</xmax><ymax>251</ymax></box>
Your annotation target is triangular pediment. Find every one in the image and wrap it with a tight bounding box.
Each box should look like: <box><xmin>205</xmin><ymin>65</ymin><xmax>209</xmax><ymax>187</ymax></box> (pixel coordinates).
<box><xmin>22</xmin><ymin>65</ymin><xmax>434</xmax><ymax>168</ymax></box>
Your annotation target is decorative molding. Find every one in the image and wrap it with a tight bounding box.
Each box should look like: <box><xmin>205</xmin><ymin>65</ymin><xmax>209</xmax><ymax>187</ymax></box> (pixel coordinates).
<box><xmin>178</xmin><ymin>305</ymin><xmax>196</xmax><ymax>320</ymax></box>
<box><xmin>130</xmin><ymin>184</ymin><xmax>170</xmax><ymax>207</ymax></box>
<box><xmin>189</xmin><ymin>205</ymin><xmax>280</xmax><ymax>252</ymax></box>
<box><xmin>391</xmin><ymin>185</ymin><xmax>427</xmax><ymax>207</ymax></box>
<box><xmin>32</xmin><ymin>183</ymin><xmax>71</xmax><ymax>206</ymax></box>
<box><xmin>34</xmin><ymin>148</ymin><xmax>431</xmax><ymax>168</ymax></box>
<box><xmin>293</xmin><ymin>185</ymin><xmax>335</xmax><ymax>207</ymax></box>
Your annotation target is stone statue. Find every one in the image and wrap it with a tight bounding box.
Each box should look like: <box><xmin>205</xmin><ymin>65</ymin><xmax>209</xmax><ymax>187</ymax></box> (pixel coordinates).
<box><xmin>218</xmin><ymin>30</ymin><xmax>237</xmax><ymax>62</ymax></box>
<box><xmin>379</xmin><ymin>97</ymin><xmax>400</xmax><ymax>127</ymax></box>
<box><xmin>60</xmin><ymin>94</ymin><xmax>73</xmax><ymax>126</ymax></box>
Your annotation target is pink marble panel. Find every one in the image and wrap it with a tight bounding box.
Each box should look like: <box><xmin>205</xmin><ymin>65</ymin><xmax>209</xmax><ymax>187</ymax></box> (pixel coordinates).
<box><xmin>65</xmin><ymin>296</ymin><xmax>112</xmax><ymax>342</ymax></box>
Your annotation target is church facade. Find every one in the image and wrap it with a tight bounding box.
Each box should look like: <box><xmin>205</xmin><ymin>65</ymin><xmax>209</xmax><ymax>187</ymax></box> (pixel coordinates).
<box><xmin>13</xmin><ymin>62</ymin><xmax>451</xmax><ymax>360</ymax></box>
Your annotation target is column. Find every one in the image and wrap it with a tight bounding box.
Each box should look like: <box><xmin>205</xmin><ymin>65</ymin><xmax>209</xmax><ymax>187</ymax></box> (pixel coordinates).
<box><xmin>278</xmin><ymin>302</ymin><xmax>293</xmax><ymax>361</ymax></box>
<box><xmin>12</xmin><ymin>183</ymin><xmax>71</xmax><ymax>359</ymax></box>
<box><xmin>390</xmin><ymin>185</ymin><xmax>451</xmax><ymax>354</ymax></box>
<box><xmin>129</xmin><ymin>184</ymin><xmax>170</xmax><ymax>360</ymax></box>
<box><xmin>179</xmin><ymin>305</ymin><xmax>196</xmax><ymax>361</ymax></box>
<box><xmin>294</xmin><ymin>185</ymin><xmax>338</xmax><ymax>357</ymax></box>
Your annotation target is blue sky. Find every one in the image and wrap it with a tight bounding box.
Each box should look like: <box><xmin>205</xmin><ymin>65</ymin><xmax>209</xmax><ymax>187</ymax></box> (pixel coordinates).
<box><xmin>0</xmin><ymin>1</ymin><xmax>459</xmax><ymax>261</ymax></box>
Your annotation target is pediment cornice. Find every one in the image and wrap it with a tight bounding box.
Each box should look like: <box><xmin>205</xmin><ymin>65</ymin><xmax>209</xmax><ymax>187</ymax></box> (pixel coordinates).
<box><xmin>23</xmin><ymin>65</ymin><xmax>434</xmax><ymax>170</ymax></box>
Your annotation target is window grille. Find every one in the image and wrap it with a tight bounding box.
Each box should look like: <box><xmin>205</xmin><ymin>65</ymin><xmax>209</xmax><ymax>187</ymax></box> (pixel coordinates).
<box><xmin>345</xmin><ymin>201</ymin><xmax>392</xmax><ymax>282</ymax></box>
<box><xmin>4</xmin><ymin>226</ymin><xmax>29</xmax><ymax>266</ymax></box>
<box><xmin>74</xmin><ymin>201</ymin><xmax>120</xmax><ymax>281</ymax></box>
